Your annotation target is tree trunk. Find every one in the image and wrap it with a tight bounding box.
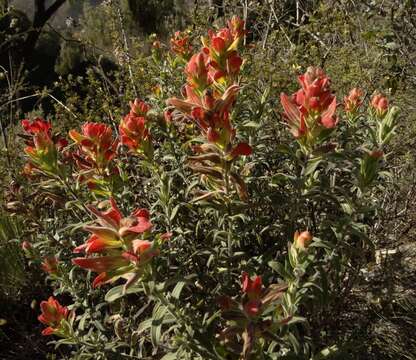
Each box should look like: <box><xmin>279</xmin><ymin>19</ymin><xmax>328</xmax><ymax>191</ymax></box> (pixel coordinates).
<box><xmin>22</xmin><ymin>0</ymin><xmax>67</xmax><ymax>65</ymax></box>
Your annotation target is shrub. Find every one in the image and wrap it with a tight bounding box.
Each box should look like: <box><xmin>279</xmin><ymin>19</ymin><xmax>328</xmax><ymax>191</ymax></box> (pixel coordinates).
<box><xmin>13</xmin><ymin>15</ymin><xmax>400</xmax><ymax>359</ymax></box>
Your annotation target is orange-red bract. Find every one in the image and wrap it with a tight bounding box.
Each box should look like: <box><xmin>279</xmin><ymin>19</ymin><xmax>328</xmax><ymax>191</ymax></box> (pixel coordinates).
<box><xmin>38</xmin><ymin>297</ymin><xmax>71</xmax><ymax>336</ymax></box>
<box><xmin>294</xmin><ymin>230</ymin><xmax>313</xmax><ymax>250</ymax></box>
<box><xmin>371</xmin><ymin>94</ymin><xmax>389</xmax><ymax>117</ymax></box>
<box><xmin>69</xmin><ymin>122</ymin><xmax>118</xmax><ymax>170</ymax></box>
<box><xmin>119</xmin><ymin>99</ymin><xmax>153</xmax><ymax>158</ymax></box>
<box><xmin>280</xmin><ymin>66</ymin><xmax>337</xmax><ymax>146</ymax></box>
<box><xmin>344</xmin><ymin>88</ymin><xmax>364</xmax><ymax>114</ymax></box>
<box><xmin>72</xmin><ymin>198</ymin><xmax>159</xmax><ymax>288</ymax></box>
<box><xmin>41</xmin><ymin>256</ymin><xmax>59</xmax><ymax>275</ymax></box>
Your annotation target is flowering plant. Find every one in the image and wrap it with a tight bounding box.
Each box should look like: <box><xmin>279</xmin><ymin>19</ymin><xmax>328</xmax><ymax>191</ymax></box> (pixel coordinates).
<box><xmin>14</xmin><ymin>15</ymin><xmax>399</xmax><ymax>360</ymax></box>
<box><xmin>38</xmin><ymin>297</ymin><xmax>74</xmax><ymax>337</ymax></box>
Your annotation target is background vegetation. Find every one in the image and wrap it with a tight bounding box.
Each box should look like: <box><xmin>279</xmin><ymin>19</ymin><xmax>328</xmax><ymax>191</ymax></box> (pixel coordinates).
<box><xmin>1</xmin><ymin>0</ymin><xmax>416</xmax><ymax>359</ymax></box>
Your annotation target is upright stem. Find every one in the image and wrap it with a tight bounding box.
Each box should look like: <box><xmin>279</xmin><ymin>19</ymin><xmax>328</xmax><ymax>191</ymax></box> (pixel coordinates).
<box><xmin>223</xmin><ymin>161</ymin><xmax>233</xmax><ymax>257</ymax></box>
<box><xmin>143</xmin><ymin>283</ymin><xmax>218</xmax><ymax>360</ymax></box>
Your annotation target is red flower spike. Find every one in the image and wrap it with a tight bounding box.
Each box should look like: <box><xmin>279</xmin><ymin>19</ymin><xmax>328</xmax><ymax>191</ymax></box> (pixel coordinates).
<box><xmin>344</xmin><ymin>88</ymin><xmax>363</xmax><ymax>114</ymax></box>
<box><xmin>371</xmin><ymin>94</ymin><xmax>389</xmax><ymax>117</ymax></box>
<box><xmin>69</xmin><ymin>122</ymin><xmax>118</xmax><ymax>171</ymax></box>
<box><xmin>38</xmin><ymin>297</ymin><xmax>71</xmax><ymax>336</ymax></box>
<box><xmin>294</xmin><ymin>230</ymin><xmax>313</xmax><ymax>250</ymax></box>
<box><xmin>129</xmin><ymin>98</ymin><xmax>151</xmax><ymax>116</ymax></box>
<box><xmin>230</xmin><ymin>142</ymin><xmax>252</xmax><ymax>159</ymax></box>
<box><xmin>41</xmin><ymin>256</ymin><xmax>59</xmax><ymax>275</ymax></box>
<box><xmin>120</xmin><ymin>99</ymin><xmax>153</xmax><ymax>158</ymax></box>
<box><xmin>73</xmin><ymin>198</ymin><xmax>162</xmax><ymax>288</ymax></box>
<box><xmin>166</xmin><ymin>17</ymin><xmax>250</xmax><ymax>202</ymax></box>
<box><xmin>280</xmin><ymin>66</ymin><xmax>337</xmax><ymax>146</ymax></box>
<box><xmin>170</xmin><ymin>30</ymin><xmax>192</xmax><ymax>60</ymax></box>
<box><xmin>242</xmin><ymin>272</ymin><xmax>263</xmax><ymax>299</ymax></box>
<box><xmin>21</xmin><ymin>118</ymin><xmax>51</xmax><ymax>135</ymax></box>
<box><xmin>21</xmin><ymin>118</ymin><xmax>63</xmax><ymax>175</ymax></box>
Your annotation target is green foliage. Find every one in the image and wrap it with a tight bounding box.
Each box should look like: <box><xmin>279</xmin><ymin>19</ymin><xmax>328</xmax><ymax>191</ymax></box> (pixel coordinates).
<box><xmin>0</xmin><ymin>214</ymin><xmax>26</xmax><ymax>298</ymax></box>
<box><xmin>2</xmin><ymin>1</ymin><xmax>416</xmax><ymax>359</ymax></box>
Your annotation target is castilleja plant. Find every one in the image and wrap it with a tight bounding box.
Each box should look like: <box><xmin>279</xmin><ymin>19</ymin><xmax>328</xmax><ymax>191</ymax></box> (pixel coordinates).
<box><xmin>119</xmin><ymin>98</ymin><xmax>153</xmax><ymax>159</ymax></box>
<box><xmin>344</xmin><ymin>87</ymin><xmax>364</xmax><ymax>121</ymax></box>
<box><xmin>270</xmin><ymin>231</ymin><xmax>317</xmax><ymax>321</ymax></box>
<box><xmin>21</xmin><ymin>118</ymin><xmax>68</xmax><ymax>176</ymax></box>
<box><xmin>38</xmin><ymin>297</ymin><xmax>74</xmax><ymax>337</ymax></box>
<box><xmin>41</xmin><ymin>256</ymin><xmax>60</xmax><ymax>277</ymax></box>
<box><xmin>170</xmin><ymin>30</ymin><xmax>193</xmax><ymax>62</ymax></box>
<box><xmin>280</xmin><ymin>66</ymin><xmax>338</xmax><ymax>152</ymax></box>
<box><xmin>16</xmin><ymin>15</ymin><xmax>402</xmax><ymax>360</ymax></box>
<box><xmin>217</xmin><ymin>273</ymin><xmax>288</xmax><ymax>359</ymax></box>
<box><xmin>370</xmin><ymin>93</ymin><xmax>389</xmax><ymax>118</ymax></box>
<box><xmin>72</xmin><ymin>198</ymin><xmax>166</xmax><ymax>289</ymax></box>
<box><xmin>69</xmin><ymin>122</ymin><xmax>119</xmax><ymax>195</ymax></box>
<box><xmin>368</xmin><ymin>93</ymin><xmax>398</xmax><ymax>147</ymax></box>
<box><xmin>201</xmin><ymin>15</ymin><xmax>245</xmax><ymax>86</ymax></box>
<box><xmin>167</xmin><ymin>17</ymin><xmax>251</xmax><ymax>202</ymax></box>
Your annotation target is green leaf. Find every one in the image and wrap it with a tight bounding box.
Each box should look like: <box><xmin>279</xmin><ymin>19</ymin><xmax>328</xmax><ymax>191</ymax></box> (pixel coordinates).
<box><xmin>170</xmin><ymin>204</ymin><xmax>180</xmax><ymax>221</ymax></box>
<box><xmin>171</xmin><ymin>281</ymin><xmax>186</xmax><ymax>300</ymax></box>
<box><xmin>78</xmin><ymin>312</ymin><xmax>90</xmax><ymax>331</ymax></box>
<box><xmin>303</xmin><ymin>156</ymin><xmax>323</xmax><ymax>176</ymax></box>
<box><xmin>161</xmin><ymin>353</ymin><xmax>178</xmax><ymax>360</ymax></box>
<box><xmin>151</xmin><ymin>303</ymin><xmax>168</xmax><ymax>347</ymax></box>
<box><xmin>243</xmin><ymin>121</ymin><xmax>260</xmax><ymax>128</ymax></box>
<box><xmin>137</xmin><ymin>318</ymin><xmax>153</xmax><ymax>334</ymax></box>
<box><xmin>104</xmin><ymin>284</ymin><xmax>142</xmax><ymax>302</ymax></box>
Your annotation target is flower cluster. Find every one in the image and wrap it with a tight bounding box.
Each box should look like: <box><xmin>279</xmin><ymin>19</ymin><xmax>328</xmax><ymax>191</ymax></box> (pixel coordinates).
<box><xmin>20</xmin><ymin>16</ymin><xmax>400</xmax><ymax>358</ymax></box>
<box><xmin>170</xmin><ymin>30</ymin><xmax>192</xmax><ymax>61</ymax></box>
<box><xmin>21</xmin><ymin>118</ymin><xmax>67</xmax><ymax>176</ymax></box>
<box><xmin>69</xmin><ymin>122</ymin><xmax>119</xmax><ymax>194</ymax></box>
<box><xmin>370</xmin><ymin>93</ymin><xmax>389</xmax><ymax>118</ymax></box>
<box><xmin>201</xmin><ymin>15</ymin><xmax>245</xmax><ymax>85</ymax></box>
<box><xmin>217</xmin><ymin>273</ymin><xmax>288</xmax><ymax>359</ymax></box>
<box><xmin>280</xmin><ymin>66</ymin><xmax>337</xmax><ymax>150</ymax></box>
<box><xmin>288</xmin><ymin>230</ymin><xmax>314</xmax><ymax>268</ymax></box>
<box><xmin>119</xmin><ymin>98</ymin><xmax>153</xmax><ymax>159</ymax></box>
<box><xmin>169</xmin><ymin>17</ymin><xmax>246</xmax><ymax>150</ymax></box>
<box><xmin>241</xmin><ymin>272</ymin><xmax>263</xmax><ymax>316</ymax></box>
<box><xmin>344</xmin><ymin>88</ymin><xmax>364</xmax><ymax>117</ymax></box>
<box><xmin>38</xmin><ymin>297</ymin><xmax>73</xmax><ymax>337</ymax></box>
<box><xmin>167</xmin><ymin>17</ymin><xmax>251</xmax><ymax>201</ymax></box>
<box><xmin>69</xmin><ymin>122</ymin><xmax>118</xmax><ymax>172</ymax></box>
<box><xmin>41</xmin><ymin>256</ymin><xmax>59</xmax><ymax>276</ymax></box>
<box><xmin>72</xmin><ymin>198</ymin><xmax>165</xmax><ymax>288</ymax></box>
<box><xmin>293</xmin><ymin>230</ymin><xmax>313</xmax><ymax>250</ymax></box>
